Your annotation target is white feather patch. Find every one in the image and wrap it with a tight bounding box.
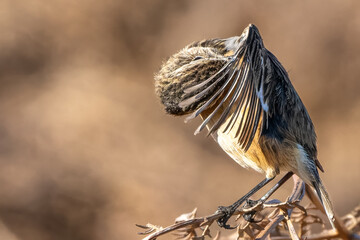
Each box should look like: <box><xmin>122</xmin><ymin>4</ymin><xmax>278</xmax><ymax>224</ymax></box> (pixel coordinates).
<box><xmin>256</xmin><ymin>82</ymin><xmax>269</xmax><ymax>112</ymax></box>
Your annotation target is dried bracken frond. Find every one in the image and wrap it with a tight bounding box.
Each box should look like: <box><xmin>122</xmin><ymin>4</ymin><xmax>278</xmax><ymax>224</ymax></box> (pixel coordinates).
<box><xmin>137</xmin><ymin>176</ymin><xmax>360</xmax><ymax>240</ymax></box>
<box><xmin>136</xmin><ymin>223</ymin><xmax>163</xmax><ymax>235</ymax></box>
<box><xmin>342</xmin><ymin>206</ymin><xmax>360</xmax><ymax>233</ymax></box>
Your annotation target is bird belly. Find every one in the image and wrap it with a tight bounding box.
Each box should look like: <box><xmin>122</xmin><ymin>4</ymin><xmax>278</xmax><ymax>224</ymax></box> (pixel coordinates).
<box><xmin>216</xmin><ymin>131</ymin><xmax>265</xmax><ymax>173</ymax></box>
<box><xmin>201</xmin><ymin>106</ymin><xmax>278</xmax><ymax>178</ymax></box>
<box><xmin>215</xmin><ymin>122</ymin><xmax>281</xmax><ymax>178</ymax></box>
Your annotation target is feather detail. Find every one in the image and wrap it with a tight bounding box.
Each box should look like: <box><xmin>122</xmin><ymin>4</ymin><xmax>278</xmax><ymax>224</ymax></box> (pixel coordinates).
<box><xmin>312</xmin><ymin>180</ymin><xmax>335</xmax><ymax>229</ymax></box>
<box><xmin>179</xmin><ymin>34</ymin><xmax>267</xmax><ymax>153</ymax></box>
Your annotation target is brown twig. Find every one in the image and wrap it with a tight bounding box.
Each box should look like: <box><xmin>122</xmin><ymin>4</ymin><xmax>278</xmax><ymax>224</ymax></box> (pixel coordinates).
<box><xmin>138</xmin><ymin>212</ymin><xmax>222</xmax><ymax>240</ymax></box>
<box><xmin>256</xmin><ymin>175</ymin><xmax>305</xmax><ymax>240</ymax></box>
<box><xmin>138</xmin><ymin>175</ymin><xmax>304</xmax><ymax>240</ymax></box>
<box><xmin>137</xmin><ymin>175</ymin><xmax>360</xmax><ymax>240</ymax></box>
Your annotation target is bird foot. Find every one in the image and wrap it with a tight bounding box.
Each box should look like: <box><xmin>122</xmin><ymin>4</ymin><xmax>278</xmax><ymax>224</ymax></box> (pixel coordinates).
<box><xmin>243</xmin><ymin>199</ymin><xmax>261</xmax><ymax>223</ymax></box>
<box><xmin>216</xmin><ymin>205</ymin><xmax>238</xmax><ymax>229</ymax></box>
<box><xmin>216</xmin><ymin>199</ymin><xmax>262</xmax><ymax>228</ymax></box>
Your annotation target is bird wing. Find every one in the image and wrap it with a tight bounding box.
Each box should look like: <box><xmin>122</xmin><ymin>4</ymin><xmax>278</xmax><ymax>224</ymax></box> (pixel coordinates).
<box><xmin>178</xmin><ymin>41</ymin><xmax>267</xmax><ymax>152</ymax></box>
<box><xmin>263</xmin><ymin>51</ymin><xmax>319</xmax><ymax>168</ymax></box>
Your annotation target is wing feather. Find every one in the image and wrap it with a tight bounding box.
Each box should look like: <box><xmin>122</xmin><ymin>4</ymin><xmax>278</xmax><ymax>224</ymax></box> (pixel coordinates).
<box><xmin>179</xmin><ymin>42</ymin><xmax>266</xmax><ymax>153</ymax></box>
<box><xmin>206</xmin><ymin>60</ymin><xmax>245</xmax><ymax>135</ymax></box>
<box><xmin>222</xmin><ymin>63</ymin><xmax>250</xmax><ymax>133</ymax></box>
<box><xmin>194</xmin><ymin>57</ymin><xmax>242</xmax><ymax>135</ymax></box>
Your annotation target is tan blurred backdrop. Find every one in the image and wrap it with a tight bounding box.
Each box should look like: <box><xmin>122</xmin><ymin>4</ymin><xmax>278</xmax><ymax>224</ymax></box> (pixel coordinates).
<box><xmin>0</xmin><ymin>0</ymin><xmax>359</xmax><ymax>239</ymax></box>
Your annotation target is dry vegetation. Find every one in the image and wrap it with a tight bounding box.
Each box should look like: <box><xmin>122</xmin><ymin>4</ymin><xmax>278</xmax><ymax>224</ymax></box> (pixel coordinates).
<box><xmin>0</xmin><ymin>1</ymin><xmax>359</xmax><ymax>240</ymax></box>
<box><xmin>137</xmin><ymin>176</ymin><xmax>360</xmax><ymax>240</ymax></box>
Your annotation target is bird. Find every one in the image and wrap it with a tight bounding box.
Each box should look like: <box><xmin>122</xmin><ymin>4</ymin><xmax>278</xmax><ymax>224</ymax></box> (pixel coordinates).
<box><xmin>154</xmin><ymin>23</ymin><xmax>335</xmax><ymax>229</ymax></box>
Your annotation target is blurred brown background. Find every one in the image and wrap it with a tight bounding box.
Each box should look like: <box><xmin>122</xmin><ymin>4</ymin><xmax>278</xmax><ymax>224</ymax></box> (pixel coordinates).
<box><xmin>0</xmin><ymin>0</ymin><xmax>359</xmax><ymax>239</ymax></box>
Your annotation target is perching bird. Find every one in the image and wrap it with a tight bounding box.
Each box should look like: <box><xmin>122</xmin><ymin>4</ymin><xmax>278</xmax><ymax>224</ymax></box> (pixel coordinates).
<box><xmin>154</xmin><ymin>24</ymin><xmax>335</xmax><ymax>229</ymax></box>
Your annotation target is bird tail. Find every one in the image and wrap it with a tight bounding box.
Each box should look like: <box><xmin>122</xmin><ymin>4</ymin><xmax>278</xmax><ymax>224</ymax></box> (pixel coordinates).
<box><xmin>312</xmin><ymin>180</ymin><xmax>336</xmax><ymax>229</ymax></box>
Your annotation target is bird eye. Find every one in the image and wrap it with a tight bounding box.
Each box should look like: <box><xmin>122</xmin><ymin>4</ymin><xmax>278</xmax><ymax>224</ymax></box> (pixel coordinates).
<box><xmin>193</xmin><ymin>56</ymin><xmax>203</xmax><ymax>61</ymax></box>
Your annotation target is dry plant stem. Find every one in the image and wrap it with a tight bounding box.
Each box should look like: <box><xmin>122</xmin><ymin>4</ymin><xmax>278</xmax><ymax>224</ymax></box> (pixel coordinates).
<box><xmin>255</xmin><ymin>214</ymin><xmax>285</xmax><ymax>240</ymax></box>
<box><xmin>260</xmin><ymin>177</ymin><xmax>357</xmax><ymax>240</ymax></box>
<box><xmin>270</xmin><ymin>232</ymin><xmax>337</xmax><ymax>240</ymax></box>
<box><xmin>285</xmin><ymin>212</ymin><xmax>299</xmax><ymax>240</ymax></box>
<box><xmin>139</xmin><ymin>175</ymin><xmax>359</xmax><ymax>240</ymax></box>
<box><xmin>141</xmin><ymin>212</ymin><xmax>223</xmax><ymax>240</ymax></box>
<box><xmin>267</xmin><ymin>183</ymin><xmax>358</xmax><ymax>240</ymax></box>
<box><xmin>343</xmin><ymin>206</ymin><xmax>360</xmax><ymax>232</ymax></box>
<box><xmin>271</xmin><ymin>231</ymin><xmax>360</xmax><ymax>240</ymax></box>
<box><xmin>256</xmin><ymin>175</ymin><xmax>305</xmax><ymax>240</ymax></box>
<box><xmin>140</xmin><ymin>175</ymin><xmax>305</xmax><ymax>240</ymax></box>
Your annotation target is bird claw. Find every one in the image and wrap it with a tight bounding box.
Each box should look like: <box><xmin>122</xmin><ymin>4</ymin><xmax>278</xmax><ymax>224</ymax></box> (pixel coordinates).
<box><xmin>242</xmin><ymin>199</ymin><xmax>263</xmax><ymax>223</ymax></box>
<box><xmin>245</xmin><ymin>199</ymin><xmax>258</xmax><ymax>207</ymax></box>
<box><xmin>216</xmin><ymin>206</ymin><xmax>238</xmax><ymax>229</ymax></box>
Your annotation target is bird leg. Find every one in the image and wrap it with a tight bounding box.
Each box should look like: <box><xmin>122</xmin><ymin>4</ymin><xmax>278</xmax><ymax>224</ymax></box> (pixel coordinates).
<box><xmin>242</xmin><ymin>172</ymin><xmax>294</xmax><ymax>222</ymax></box>
<box><xmin>217</xmin><ymin>172</ymin><xmax>294</xmax><ymax>229</ymax></box>
<box><xmin>216</xmin><ymin>176</ymin><xmax>275</xmax><ymax>229</ymax></box>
